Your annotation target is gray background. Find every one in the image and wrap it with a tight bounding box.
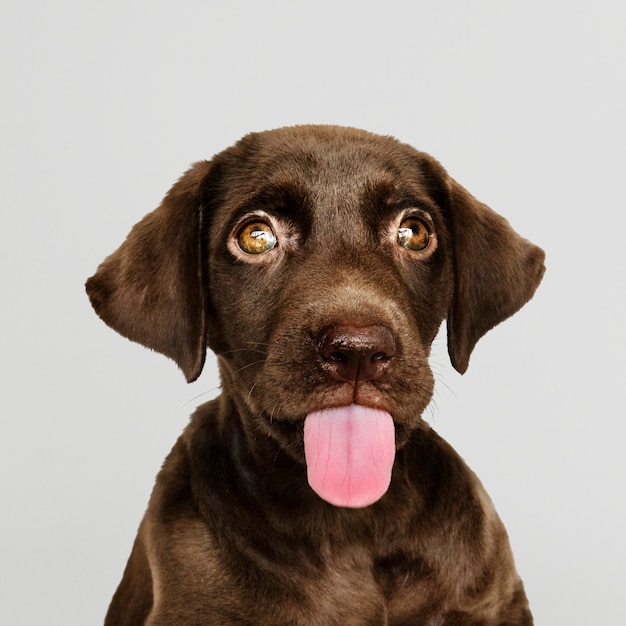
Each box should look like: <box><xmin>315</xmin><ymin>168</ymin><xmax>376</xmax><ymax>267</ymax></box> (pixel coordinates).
<box><xmin>2</xmin><ymin>1</ymin><xmax>624</xmax><ymax>624</ymax></box>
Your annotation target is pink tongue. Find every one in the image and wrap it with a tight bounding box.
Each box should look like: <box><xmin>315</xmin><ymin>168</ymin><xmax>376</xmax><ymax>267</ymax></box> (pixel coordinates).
<box><xmin>303</xmin><ymin>405</ymin><xmax>395</xmax><ymax>508</ymax></box>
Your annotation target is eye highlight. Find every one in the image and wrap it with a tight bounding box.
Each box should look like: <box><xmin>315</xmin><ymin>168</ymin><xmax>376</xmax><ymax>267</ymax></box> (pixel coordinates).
<box><xmin>397</xmin><ymin>216</ymin><xmax>432</xmax><ymax>252</ymax></box>
<box><xmin>236</xmin><ymin>221</ymin><xmax>277</xmax><ymax>255</ymax></box>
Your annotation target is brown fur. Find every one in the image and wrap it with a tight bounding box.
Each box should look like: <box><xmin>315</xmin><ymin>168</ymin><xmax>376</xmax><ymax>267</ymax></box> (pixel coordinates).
<box><xmin>86</xmin><ymin>125</ymin><xmax>545</xmax><ymax>625</ymax></box>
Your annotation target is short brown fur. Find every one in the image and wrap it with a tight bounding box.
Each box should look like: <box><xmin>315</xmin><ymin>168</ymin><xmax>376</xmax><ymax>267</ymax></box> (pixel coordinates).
<box><xmin>87</xmin><ymin>125</ymin><xmax>544</xmax><ymax>625</ymax></box>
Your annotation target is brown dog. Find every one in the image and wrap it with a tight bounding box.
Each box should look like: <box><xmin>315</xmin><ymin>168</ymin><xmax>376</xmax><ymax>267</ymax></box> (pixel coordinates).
<box><xmin>87</xmin><ymin>125</ymin><xmax>545</xmax><ymax>625</ymax></box>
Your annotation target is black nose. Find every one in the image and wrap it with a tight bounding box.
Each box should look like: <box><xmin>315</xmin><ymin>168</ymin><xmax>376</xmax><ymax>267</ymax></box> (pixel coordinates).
<box><xmin>318</xmin><ymin>325</ymin><xmax>396</xmax><ymax>383</ymax></box>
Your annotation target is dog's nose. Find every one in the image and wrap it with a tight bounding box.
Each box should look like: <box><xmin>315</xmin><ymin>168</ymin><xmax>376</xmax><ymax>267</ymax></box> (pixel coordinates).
<box><xmin>318</xmin><ymin>325</ymin><xmax>396</xmax><ymax>383</ymax></box>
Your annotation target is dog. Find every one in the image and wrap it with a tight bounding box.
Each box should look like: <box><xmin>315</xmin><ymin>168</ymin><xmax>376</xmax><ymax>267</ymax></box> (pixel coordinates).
<box><xmin>86</xmin><ymin>125</ymin><xmax>545</xmax><ymax>625</ymax></box>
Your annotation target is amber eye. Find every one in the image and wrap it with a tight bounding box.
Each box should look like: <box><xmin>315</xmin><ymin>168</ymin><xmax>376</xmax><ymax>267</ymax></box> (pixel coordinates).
<box><xmin>236</xmin><ymin>221</ymin><xmax>277</xmax><ymax>255</ymax></box>
<box><xmin>398</xmin><ymin>217</ymin><xmax>431</xmax><ymax>252</ymax></box>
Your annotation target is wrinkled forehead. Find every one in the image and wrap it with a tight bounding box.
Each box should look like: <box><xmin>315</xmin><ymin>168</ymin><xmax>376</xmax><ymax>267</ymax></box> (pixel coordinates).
<box><xmin>210</xmin><ymin>129</ymin><xmax>444</xmax><ymax>225</ymax></box>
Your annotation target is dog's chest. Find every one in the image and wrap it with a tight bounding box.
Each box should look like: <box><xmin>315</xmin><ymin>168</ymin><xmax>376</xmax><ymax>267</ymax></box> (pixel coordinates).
<box><xmin>256</xmin><ymin>544</ymin><xmax>444</xmax><ymax>625</ymax></box>
<box><xmin>292</xmin><ymin>555</ymin><xmax>389</xmax><ymax>625</ymax></box>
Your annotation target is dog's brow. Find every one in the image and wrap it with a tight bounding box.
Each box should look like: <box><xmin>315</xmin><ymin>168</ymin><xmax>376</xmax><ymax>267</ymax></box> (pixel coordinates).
<box><xmin>364</xmin><ymin>179</ymin><xmax>434</xmax><ymax>216</ymax></box>
<box><xmin>235</xmin><ymin>183</ymin><xmax>311</xmax><ymax>220</ymax></box>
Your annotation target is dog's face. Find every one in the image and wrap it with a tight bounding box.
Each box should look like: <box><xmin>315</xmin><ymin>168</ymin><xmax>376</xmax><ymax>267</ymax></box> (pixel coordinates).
<box><xmin>86</xmin><ymin>125</ymin><xmax>545</xmax><ymax>506</ymax></box>
<box><xmin>204</xmin><ymin>129</ymin><xmax>453</xmax><ymax>453</ymax></box>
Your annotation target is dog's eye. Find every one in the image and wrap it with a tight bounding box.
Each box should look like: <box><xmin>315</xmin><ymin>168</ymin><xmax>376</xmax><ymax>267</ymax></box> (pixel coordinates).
<box><xmin>236</xmin><ymin>221</ymin><xmax>277</xmax><ymax>255</ymax></box>
<box><xmin>398</xmin><ymin>217</ymin><xmax>431</xmax><ymax>252</ymax></box>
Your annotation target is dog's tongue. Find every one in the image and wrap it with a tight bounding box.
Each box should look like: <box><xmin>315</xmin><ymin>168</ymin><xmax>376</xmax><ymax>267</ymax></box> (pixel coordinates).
<box><xmin>303</xmin><ymin>405</ymin><xmax>395</xmax><ymax>508</ymax></box>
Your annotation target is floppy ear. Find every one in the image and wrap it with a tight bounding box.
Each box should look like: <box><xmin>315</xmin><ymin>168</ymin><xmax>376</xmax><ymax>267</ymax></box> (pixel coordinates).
<box><xmin>85</xmin><ymin>161</ymin><xmax>213</xmax><ymax>383</ymax></box>
<box><xmin>446</xmin><ymin>179</ymin><xmax>545</xmax><ymax>374</ymax></box>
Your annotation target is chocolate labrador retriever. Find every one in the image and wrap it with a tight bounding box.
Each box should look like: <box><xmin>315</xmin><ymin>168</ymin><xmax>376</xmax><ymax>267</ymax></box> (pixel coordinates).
<box><xmin>87</xmin><ymin>125</ymin><xmax>545</xmax><ymax>625</ymax></box>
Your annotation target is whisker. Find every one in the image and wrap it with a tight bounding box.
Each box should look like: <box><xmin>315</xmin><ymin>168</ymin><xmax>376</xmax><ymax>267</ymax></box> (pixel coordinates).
<box><xmin>181</xmin><ymin>385</ymin><xmax>222</xmax><ymax>408</ymax></box>
<box><xmin>232</xmin><ymin>359</ymin><xmax>266</xmax><ymax>375</ymax></box>
<box><xmin>268</xmin><ymin>399</ymin><xmax>285</xmax><ymax>425</ymax></box>
<box><xmin>218</xmin><ymin>348</ymin><xmax>268</xmax><ymax>357</ymax></box>
<box><xmin>247</xmin><ymin>382</ymin><xmax>257</xmax><ymax>403</ymax></box>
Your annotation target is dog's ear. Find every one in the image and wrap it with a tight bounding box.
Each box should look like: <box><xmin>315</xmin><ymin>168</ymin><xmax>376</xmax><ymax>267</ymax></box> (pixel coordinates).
<box><xmin>446</xmin><ymin>179</ymin><xmax>545</xmax><ymax>374</ymax></box>
<box><xmin>85</xmin><ymin>161</ymin><xmax>213</xmax><ymax>383</ymax></box>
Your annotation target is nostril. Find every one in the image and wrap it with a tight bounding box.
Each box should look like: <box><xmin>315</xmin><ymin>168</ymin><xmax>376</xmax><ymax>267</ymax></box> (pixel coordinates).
<box><xmin>317</xmin><ymin>324</ymin><xmax>396</xmax><ymax>383</ymax></box>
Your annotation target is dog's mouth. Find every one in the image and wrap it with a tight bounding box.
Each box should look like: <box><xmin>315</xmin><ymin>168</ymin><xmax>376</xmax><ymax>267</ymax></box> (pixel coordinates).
<box><xmin>225</xmin><ymin>304</ymin><xmax>434</xmax><ymax>509</ymax></box>
<box><xmin>303</xmin><ymin>404</ymin><xmax>395</xmax><ymax>509</ymax></box>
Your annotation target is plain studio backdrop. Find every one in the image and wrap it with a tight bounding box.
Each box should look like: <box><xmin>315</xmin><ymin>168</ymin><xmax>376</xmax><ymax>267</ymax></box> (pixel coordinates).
<box><xmin>1</xmin><ymin>1</ymin><xmax>624</xmax><ymax>624</ymax></box>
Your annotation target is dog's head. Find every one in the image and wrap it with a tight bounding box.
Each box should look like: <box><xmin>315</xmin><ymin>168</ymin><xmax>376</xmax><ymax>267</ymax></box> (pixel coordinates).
<box><xmin>87</xmin><ymin>125</ymin><xmax>545</xmax><ymax>506</ymax></box>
